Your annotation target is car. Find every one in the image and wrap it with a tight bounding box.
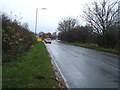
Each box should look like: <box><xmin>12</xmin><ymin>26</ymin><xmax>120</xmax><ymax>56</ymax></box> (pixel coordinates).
<box><xmin>44</xmin><ymin>38</ymin><xmax>51</xmax><ymax>44</ymax></box>
<box><xmin>56</xmin><ymin>39</ymin><xmax>60</xmax><ymax>42</ymax></box>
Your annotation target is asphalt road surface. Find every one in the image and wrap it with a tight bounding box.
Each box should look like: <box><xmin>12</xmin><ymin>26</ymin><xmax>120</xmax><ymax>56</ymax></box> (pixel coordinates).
<box><xmin>45</xmin><ymin>40</ymin><xmax>118</xmax><ymax>88</ymax></box>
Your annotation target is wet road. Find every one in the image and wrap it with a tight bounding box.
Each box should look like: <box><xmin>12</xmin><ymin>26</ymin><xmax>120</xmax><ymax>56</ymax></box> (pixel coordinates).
<box><xmin>45</xmin><ymin>41</ymin><xmax>118</xmax><ymax>88</ymax></box>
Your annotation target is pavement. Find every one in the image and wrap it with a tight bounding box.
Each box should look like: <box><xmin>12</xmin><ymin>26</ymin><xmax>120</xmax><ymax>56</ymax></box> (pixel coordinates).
<box><xmin>45</xmin><ymin>40</ymin><xmax>119</xmax><ymax>88</ymax></box>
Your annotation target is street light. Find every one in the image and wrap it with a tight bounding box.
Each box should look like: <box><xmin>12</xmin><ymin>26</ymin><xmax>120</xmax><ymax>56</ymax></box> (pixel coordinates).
<box><xmin>35</xmin><ymin>8</ymin><xmax>47</xmax><ymax>34</ymax></box>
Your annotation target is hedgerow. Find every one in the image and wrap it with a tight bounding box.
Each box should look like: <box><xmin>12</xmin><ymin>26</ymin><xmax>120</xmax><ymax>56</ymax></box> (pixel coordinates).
<box><xmin>2</xmin><ymin>14</ymin><xmax>37</xmax><ymax>63</ymax></box>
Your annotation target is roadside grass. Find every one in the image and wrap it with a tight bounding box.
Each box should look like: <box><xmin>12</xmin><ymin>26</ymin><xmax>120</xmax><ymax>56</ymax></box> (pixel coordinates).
<box><xmin>3</xmin><ymin>42</ymin><xmax>60</xmax><ymax>88</ymax></box>
<box><xmin>60</xmin><ymin>41</ymin><xmax>120</xmax><ymax>55</ymax></box>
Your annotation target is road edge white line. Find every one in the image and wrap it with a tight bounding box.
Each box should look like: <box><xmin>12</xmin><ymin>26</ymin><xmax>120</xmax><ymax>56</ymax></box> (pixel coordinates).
<box><xmin>44</xmin><ymin>42</ymin><xmax>70</xmax><ymax>89</ymax></box>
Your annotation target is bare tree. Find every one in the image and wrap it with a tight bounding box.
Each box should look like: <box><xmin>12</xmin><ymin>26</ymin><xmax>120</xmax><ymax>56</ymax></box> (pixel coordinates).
<box><xmin>57</xmin><ymin>17</ymin><xmax>78</xmax><ymax>32</ymax></box>
<box><xmin>83</xmin><ymin>0</ymin><xmax>119</xmax><ymax>35</ymax></box>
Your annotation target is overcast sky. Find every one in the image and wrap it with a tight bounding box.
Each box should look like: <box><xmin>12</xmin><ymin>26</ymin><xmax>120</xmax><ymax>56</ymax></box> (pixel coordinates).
<box><xmin>1</xmin><ymin>0</ymin><xmax>99</xmax><ymax>33</ymax></box>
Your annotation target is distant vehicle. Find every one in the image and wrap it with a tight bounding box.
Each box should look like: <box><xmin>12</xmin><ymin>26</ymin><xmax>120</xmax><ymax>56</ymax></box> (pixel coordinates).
<box><xmin>44</xmin><ymin>38</ymin><xmax>51</xmax><ymax>44</ymax></box>
<box><xmin>56</xmin><ymin>40</ymin><xmax>60</xmax><ymax>42</ymax></box>
<box><xmin>56</xmin><ymin>39</ymin><xmax>60</xmax><ymax>42</ymax></box>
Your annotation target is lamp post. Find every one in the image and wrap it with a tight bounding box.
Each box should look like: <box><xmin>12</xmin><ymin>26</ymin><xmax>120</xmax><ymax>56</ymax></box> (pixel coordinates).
<box><xmin>35</xmin><ymin>8</ymin><xmax>47</xmax><ymax>34</ymax></box>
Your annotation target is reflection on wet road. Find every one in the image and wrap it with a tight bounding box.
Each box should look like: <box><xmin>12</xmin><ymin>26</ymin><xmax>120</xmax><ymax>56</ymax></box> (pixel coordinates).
<box><xmin>45</xmin><ymin>40</ymin><xmax>118</xmax><ymax>88</ymax></box>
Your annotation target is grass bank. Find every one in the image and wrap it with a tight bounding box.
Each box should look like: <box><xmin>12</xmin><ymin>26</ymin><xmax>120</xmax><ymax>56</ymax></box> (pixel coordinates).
<box><xmin>3</xmin><ymin>42</ymin><xmax>60</xmax><ymax>88</ymax></box>
<box><xmin>60</xmin><ymin>41</ymin><xmax>120</xmax><ymax>55</ymax></box>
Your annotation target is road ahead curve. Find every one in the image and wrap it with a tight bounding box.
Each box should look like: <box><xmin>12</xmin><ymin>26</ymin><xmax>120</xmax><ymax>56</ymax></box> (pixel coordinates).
<box><xmin>45</xmin><ymin>40</ymin><xmax>118</xmax><ymax>88</ymax></box>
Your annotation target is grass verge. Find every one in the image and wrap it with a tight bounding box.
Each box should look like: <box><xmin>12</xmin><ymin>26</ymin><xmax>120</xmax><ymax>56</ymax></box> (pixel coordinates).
<box><xmin>3</xmin><ymin>42</ymin><xmax>60</xmax><ymax>88</ymax></box>
<box><xmin>60</xmin><ymin>41</ymin><xmax>120</xmax><ymax>55</ymax></box>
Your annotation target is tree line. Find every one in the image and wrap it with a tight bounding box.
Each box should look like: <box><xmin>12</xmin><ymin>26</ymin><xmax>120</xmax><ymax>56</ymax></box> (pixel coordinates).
<box><xmin>58</xmin><ymin>0</ymin><xmax>119</xmax><ymax>49</ymax></box>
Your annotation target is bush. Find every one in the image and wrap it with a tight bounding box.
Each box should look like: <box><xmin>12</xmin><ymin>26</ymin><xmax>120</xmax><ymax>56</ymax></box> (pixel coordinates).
<box><xmin>58</xmin><ymin>26</ymin><xmax>94</xmax><ymax>43</ymax></box>
<box><xmin>2</xmin><ymin>14</ymin><xmax>37</xmax><ymax>63</ymax></box>
<box><xmin>95</xmin><ymin>26</ymin><xmax>118</xmax><ymax>49</ymax></box>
